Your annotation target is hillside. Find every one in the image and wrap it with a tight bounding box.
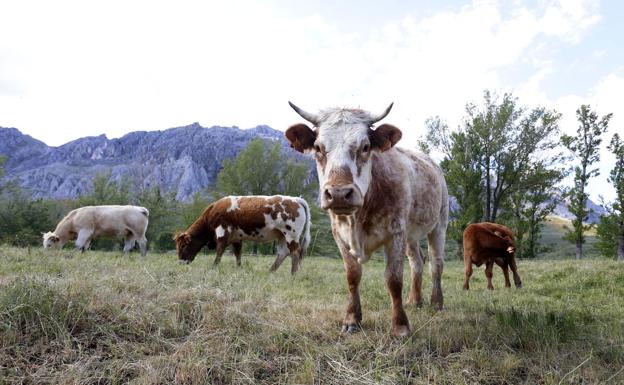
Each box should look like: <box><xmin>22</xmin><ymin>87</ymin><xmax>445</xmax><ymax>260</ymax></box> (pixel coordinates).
<box><xmin>0</xmin><ymin>124</ymin><xmax>310</xmax><ymax>201</ymax></box>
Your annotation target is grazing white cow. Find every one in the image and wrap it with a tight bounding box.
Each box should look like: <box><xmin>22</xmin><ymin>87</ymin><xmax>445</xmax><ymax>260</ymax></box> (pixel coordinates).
<box><xmin>285</xmin><ymin>102</ymin><xmax>449</xmax><ymax>337</ymax></box>
<box><xmin>43</xmin><ymin>205</ymin><xmax>149</xmax><ymax>256</ymax></box>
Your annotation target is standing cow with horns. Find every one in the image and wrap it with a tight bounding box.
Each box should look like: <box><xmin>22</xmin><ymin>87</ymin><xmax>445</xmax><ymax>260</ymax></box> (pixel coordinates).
<box><xmin>285</xmin><ymin>102</ymin><xmax>449</xmax><ymax>337</ymax></box>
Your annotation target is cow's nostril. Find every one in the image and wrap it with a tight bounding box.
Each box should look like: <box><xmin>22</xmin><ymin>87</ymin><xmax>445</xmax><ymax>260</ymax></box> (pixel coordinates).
<box><xmin>345</xmin><ymin>189</ymin><xmax>353</xmax><ymax>201</ymax></box>
<box><xmin>324</xmin><ymin>189</ymin><xmax>333</xmax><ymax>201</ymax></box>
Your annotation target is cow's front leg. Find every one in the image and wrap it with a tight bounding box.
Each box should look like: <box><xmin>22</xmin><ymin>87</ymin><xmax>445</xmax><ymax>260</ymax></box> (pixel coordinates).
<box><xmin>384</xmin><ymin>236</ymin><xmax>410</xmax><ymax>337</ymax></box>
<box><xmin>213</xmin><ymin>240</ymin><xmax>227</xmax><ymax>266</ymax></box>
<box><xmin>339</xmin><ymin>244</ymin><xmax>362</xmax><ymax>333</ymax></box>
<box><xmin>75</xmin><ymin>229</ymin><xmax>93</xmax><ymax>253</ymax></box>
<box><xmin>231</xmin><ymin>242</ymin><xmax>242</xmax><ymax>267</ymax></box>
<box><xmin>509</xmin><ymin>257</ymin><xmax>522</xmax><ymax>288</ymax></box>
<box><xmin>406</xmin><ymin>239</ymin><xmax>424</xmax><ymax>306</ymax></box>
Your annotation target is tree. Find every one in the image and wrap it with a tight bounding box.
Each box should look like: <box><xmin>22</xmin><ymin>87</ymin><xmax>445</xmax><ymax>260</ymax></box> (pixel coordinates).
<box><xmin>422</xmin><ymin>91</ymin><xmax>563</xmax><ymax>257</ymax></box>
<box><xmin>423</xmin><ymin>117</ymin><xmax>483</xmax><ymax>255</ymax></box>
<box><xmin>596</xmin><ymin>133</ymin><xmax>624</xmax><ymax>260</ymax></box>
<box><xmin>137</xmin><ymin>185</ymin><xmax>181</xmax><ymax>251</ymax></box>
<box><xmin>76</xmin><ymin>171</ymin><xmax>131</xmax><ymax>207</ymax></box>
<box><xmin>561</xmin><ymin>105</ymin><xmax>612</xmax><ymax>259</ymax></box>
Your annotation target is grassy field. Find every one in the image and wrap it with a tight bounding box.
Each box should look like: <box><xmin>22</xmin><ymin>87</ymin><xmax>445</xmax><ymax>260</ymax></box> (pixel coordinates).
<box><xmin>0</xmin><ymin>246</ymin><xmax>623</xmax><ymax>385</ymax></box>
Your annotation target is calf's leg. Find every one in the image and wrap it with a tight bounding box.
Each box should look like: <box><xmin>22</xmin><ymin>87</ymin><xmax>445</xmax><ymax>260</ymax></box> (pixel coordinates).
<box><xmin>485</xmin><ymin>261</ymin><xmax>494</xmax><ymax>290</ymax></box>
<box><xmin>463</xmin><ymin>254</ymin><xmax>473</xmax><ymax>290</ymax></box>
<box><xmin>509</xmin><ymin>257</ymin><xmax>522</xmax><ymax>288</ymax></box>
<box><xmin>496</xmin><ymin>259</ymin><xmax>511</xmax><ymax>288</ymax></box>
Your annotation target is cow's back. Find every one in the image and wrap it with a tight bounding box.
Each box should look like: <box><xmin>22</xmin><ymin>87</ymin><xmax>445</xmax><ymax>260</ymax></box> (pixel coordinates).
<box><xmin>72</xmin><ymin>205</ymin><xmax>148</xmax><ymax>235</ymax></box>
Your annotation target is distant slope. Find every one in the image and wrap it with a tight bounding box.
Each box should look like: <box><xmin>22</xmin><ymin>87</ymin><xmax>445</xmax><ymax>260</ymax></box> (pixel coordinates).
<box><xmin>0</xmin><ymin>124</ymin><xmax>311</xmax><ymax>201</ymax></box>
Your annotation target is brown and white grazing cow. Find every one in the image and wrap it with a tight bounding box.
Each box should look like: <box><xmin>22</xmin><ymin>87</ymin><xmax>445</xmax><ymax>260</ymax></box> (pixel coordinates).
<box><xmin>43</xmin><ymin>205</ymin><xmax>149</xmax><ymax>256</ymax></box>
<box><xmin>174</xmin><ymin>195</ymin><xmax>311</xmax><ymax>274</ymax></box>
<box><xmin>463</xmin><ymin>222</ymin><xmax>522</xmax><ymax>290</ymax></box>
<box><xmin>285</xmin><ymin>102</ymin><xmax>449</xmax><ymax>337</ymax></box>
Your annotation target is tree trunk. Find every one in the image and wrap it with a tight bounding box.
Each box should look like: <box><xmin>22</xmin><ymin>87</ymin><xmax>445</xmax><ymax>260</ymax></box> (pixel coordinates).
<box><xmin>576</xmin><ymin>239</ymin><xmax>582</xmax><ymax>260</ymax></box>
<box><xmin>618</xmin><ymin>223</ymin><xmax>624</xmax><ymax>261</ymax></box>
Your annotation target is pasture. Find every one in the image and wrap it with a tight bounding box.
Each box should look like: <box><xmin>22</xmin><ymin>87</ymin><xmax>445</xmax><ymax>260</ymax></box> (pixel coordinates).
<box><xmin>0</xmin><ymin>246</ymin><xmax>623</xmax><ymax>384</ymax></box>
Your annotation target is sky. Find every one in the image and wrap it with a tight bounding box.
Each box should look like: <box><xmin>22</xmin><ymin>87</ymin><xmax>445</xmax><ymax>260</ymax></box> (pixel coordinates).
<box><xmin>0</xmin><ymin>0</ymin><xmax>622</xmax><ymax>202</ymax></box>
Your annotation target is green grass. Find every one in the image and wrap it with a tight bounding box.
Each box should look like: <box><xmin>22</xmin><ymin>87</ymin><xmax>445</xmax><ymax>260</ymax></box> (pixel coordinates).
<box><xmin>0</xmin><ymin>246</ymin><xmax>623</xmax><ymax>384</ymax></box>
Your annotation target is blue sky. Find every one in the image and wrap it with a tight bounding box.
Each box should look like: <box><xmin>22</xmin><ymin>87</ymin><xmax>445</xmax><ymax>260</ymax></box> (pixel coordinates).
<box><xmin>0</xmin><ymin>0</ymin><xmax>622</xmax><ymax>201</ymax></box>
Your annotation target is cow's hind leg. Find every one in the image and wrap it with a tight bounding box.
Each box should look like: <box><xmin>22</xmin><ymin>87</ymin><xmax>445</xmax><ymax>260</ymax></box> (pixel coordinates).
<box><xmin>123</xmin><ymin>238</ymin><xmax>136</xmax><ymax>253</ymax></box>
<box><xmin>406</xmin><ymin>237</ymin><xmax>424</xmax><ymax>306</ymax></box>
<box><xmin>137</xmin><ymin>236</ymin><xmax>147</xmax><ymax>257</ymax></box>
<box><xmin>231</xmin><ymin>242</ymin><xmax>242</xmax><ymax>267</ymax></box>
<box><xmin>269</xmin><ymin>241</ymin><xmax>289</xmax><ymax>272</ymax></box>
<box><xmin>485</xmin><ymin>261</ymin><xmax>494</xmax><ymax>290</ymax></box>
<box><xmin>427</xmin><ymin>224</ymin><xmax>446</xmax><ymax>310</ymax></box>
<box><xmin>463</xmin><ymin>254</ymin><xmax>473</xmax><ymax>290</ymax></box>
<box><xmin>75</xmin><ymin>229</ymin><xmax>93</xmax><ymax>253</ymax></box>
<box><xmin>509</xmin><ymin>257</ymin><xmax>522</xmax><ymax>288</ymax></box>
<box><xmin>496</xmin><ymin>259</ymin><xmax>511</xmax><ymax>288</ymax></box>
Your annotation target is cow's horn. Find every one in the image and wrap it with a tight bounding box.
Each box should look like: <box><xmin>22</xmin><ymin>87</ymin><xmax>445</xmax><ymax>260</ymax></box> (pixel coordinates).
<box><xmin>288</xmin><ymin>101</ymin><xmax>319</xmax><ymax>126</ymax></box>
<box><xmin>370</xmin><ymin>102</ymin><xmax>394</xmax><ymax>125</ymax></box>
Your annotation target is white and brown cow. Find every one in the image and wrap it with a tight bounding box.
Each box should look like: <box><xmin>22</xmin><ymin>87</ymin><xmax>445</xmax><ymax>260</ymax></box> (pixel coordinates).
<box><xmin>43</xmin><ymin>205</ymin><xmax>149</xmax><ymax>256</ymax></box>
<box><xmin>174</xmin><ymin>195</ymin><xmax>311</xmax><ymax>274</ymax></box>
<box><xmin>286</xmin><ymin>102</ymin><xmax>449</xmax><ymax>337</ymax></box>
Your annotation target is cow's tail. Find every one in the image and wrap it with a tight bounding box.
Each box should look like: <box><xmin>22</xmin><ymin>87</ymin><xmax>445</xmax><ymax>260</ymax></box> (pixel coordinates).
<box><xmin>298</xmin><ymin>198</ymin><xmax>312</xmax><ymax>258</ymax></box>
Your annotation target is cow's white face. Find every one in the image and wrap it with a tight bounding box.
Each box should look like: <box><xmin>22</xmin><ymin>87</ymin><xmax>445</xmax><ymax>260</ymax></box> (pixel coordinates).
<box><xmin>286</xmin><ymin>103</ymin><xmax>401</xmax><ymax>215</ymax></box>
<box><xmin>42</xmin><ymin>232</ymin><xmax>60</xmax><ymax>249</ymax></box>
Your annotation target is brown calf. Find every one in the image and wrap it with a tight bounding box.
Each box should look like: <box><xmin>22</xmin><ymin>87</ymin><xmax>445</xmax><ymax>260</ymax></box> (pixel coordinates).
<box><xmin>463</xmin><ymin>222</ymin><xmax>522</xmax><ymax>290</ymax></box>
<box><xmin>174</xmin><ymin>195</ymin><xmax>311</xmax><ymax>274</ymax></box>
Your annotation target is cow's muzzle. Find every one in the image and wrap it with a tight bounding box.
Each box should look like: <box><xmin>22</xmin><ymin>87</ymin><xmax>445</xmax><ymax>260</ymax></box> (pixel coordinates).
<box><xmin>321</xmin><ymin>184</ymin><xmax>363</xmax><ymax>215</ymax></box>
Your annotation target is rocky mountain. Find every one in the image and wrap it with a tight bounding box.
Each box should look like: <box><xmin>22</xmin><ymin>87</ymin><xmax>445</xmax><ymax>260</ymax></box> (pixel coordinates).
<box><xmin>0</xmin><ymin>123</ymin><xmax>311</xmax><ymax>201</ymax></box>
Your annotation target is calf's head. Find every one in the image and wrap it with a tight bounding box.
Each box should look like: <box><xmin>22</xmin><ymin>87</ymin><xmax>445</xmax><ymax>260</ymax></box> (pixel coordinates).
<box><xmin>286</xmin><ymin>102</ymin><xmax>401</xmax><ymax>215</ymax></box>
<box><xmin>174</xmin><ymin>230</ymin><xmax>216</xmax><ymax>264</ymax></box>
<box><xmin>42</xmin><ymin>232</ymin><xmax>61</xmax><ymax>249</ymax></box>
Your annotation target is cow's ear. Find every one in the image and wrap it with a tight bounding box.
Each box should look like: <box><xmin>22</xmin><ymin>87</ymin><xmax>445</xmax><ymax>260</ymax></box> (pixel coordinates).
<box><xmin>285</xmin><ymin>124</ymin><xmax>316</xmax><ymax>153</ymax></box>
<box><xmin>370</xmin><ymin>124</ymin><xmax>402</xmax><ymax>152</ymax></box>
<box><xmin>173</xmin><ymin>231</ymin><xmax>191</xmax><ymax>245</ymax></box>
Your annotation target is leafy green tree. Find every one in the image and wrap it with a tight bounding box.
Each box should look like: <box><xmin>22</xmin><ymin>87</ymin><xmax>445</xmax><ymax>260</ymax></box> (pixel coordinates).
<box><xmin>561</xmin><ymin>105</ymin><xmax>612</xmax><ymax>259</ymax></box>
<box><xmin>596</xmin><ymin>133</ymin><xmax>624</xmax><ymax>260</ymax></box>
<box><xmin>137</xmin><ymin>185</ymin><xmax>181</xmax><ymax>251</ymax></box>
<box><xmin>76</xmin><ymin>171</ymin><xmax>131</xmax><ymax>207</ymax></box>
<box><xmin>423</xmin><ymin>92</ymin><xmax>563</xmax><ymax>257</ymax></box>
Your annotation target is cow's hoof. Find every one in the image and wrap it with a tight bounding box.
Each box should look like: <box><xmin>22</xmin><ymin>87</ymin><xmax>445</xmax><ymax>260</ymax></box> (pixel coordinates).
<box><xmin>515</xmin><ymin>284</ymin><xmax>522</xmax><ymax>289</ymax></box>
<box><xmin>341</xmin><ymin>324</ymin><xmax>360</xmax><ymax>333</ymax></box>
<box><xmin>392</xmin><ymin>324</ymin><xmax>410</xmax><ymax>338</ymax></box>
<box><xmin>407</xmin><ymin>298</ymin><xmax>423</xmax><ymax>307</ymax></box>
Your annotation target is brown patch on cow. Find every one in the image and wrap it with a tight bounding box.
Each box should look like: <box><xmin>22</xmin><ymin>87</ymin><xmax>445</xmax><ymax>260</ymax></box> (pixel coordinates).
<box><xmin>327</xmin><ymin>166</ymin><xmax>354</xmax><ymax>186</ymax></box>
<box><xmin>285</xmin><ymin>124</ymin><xmax>317</xmax><ymax>153</ymax></box>
<box><xmin>282</xmin><ymin>199</ymin><xmax>301</xmax><ymax>220</ymax></box>
<box><xmin>287</xmin><ymin>240</ymin><xmax>299</xmax><ymax>253</ymax></box>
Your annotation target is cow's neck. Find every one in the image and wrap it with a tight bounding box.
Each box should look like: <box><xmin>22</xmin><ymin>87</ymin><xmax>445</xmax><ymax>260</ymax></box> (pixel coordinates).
<box><xmin>54</xmin><ymin>218</ymin><xmax>74</xmax><ymax>244</ymax></box>
<box><xmin>187</xmin><ymin>216</ymin><xmax>212</xmax><ymax>246</ymax></box>
<box><xmin>332</xmin><ymin>153</ymin><xmax>395</xmax><ymax>263</ymax></box>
